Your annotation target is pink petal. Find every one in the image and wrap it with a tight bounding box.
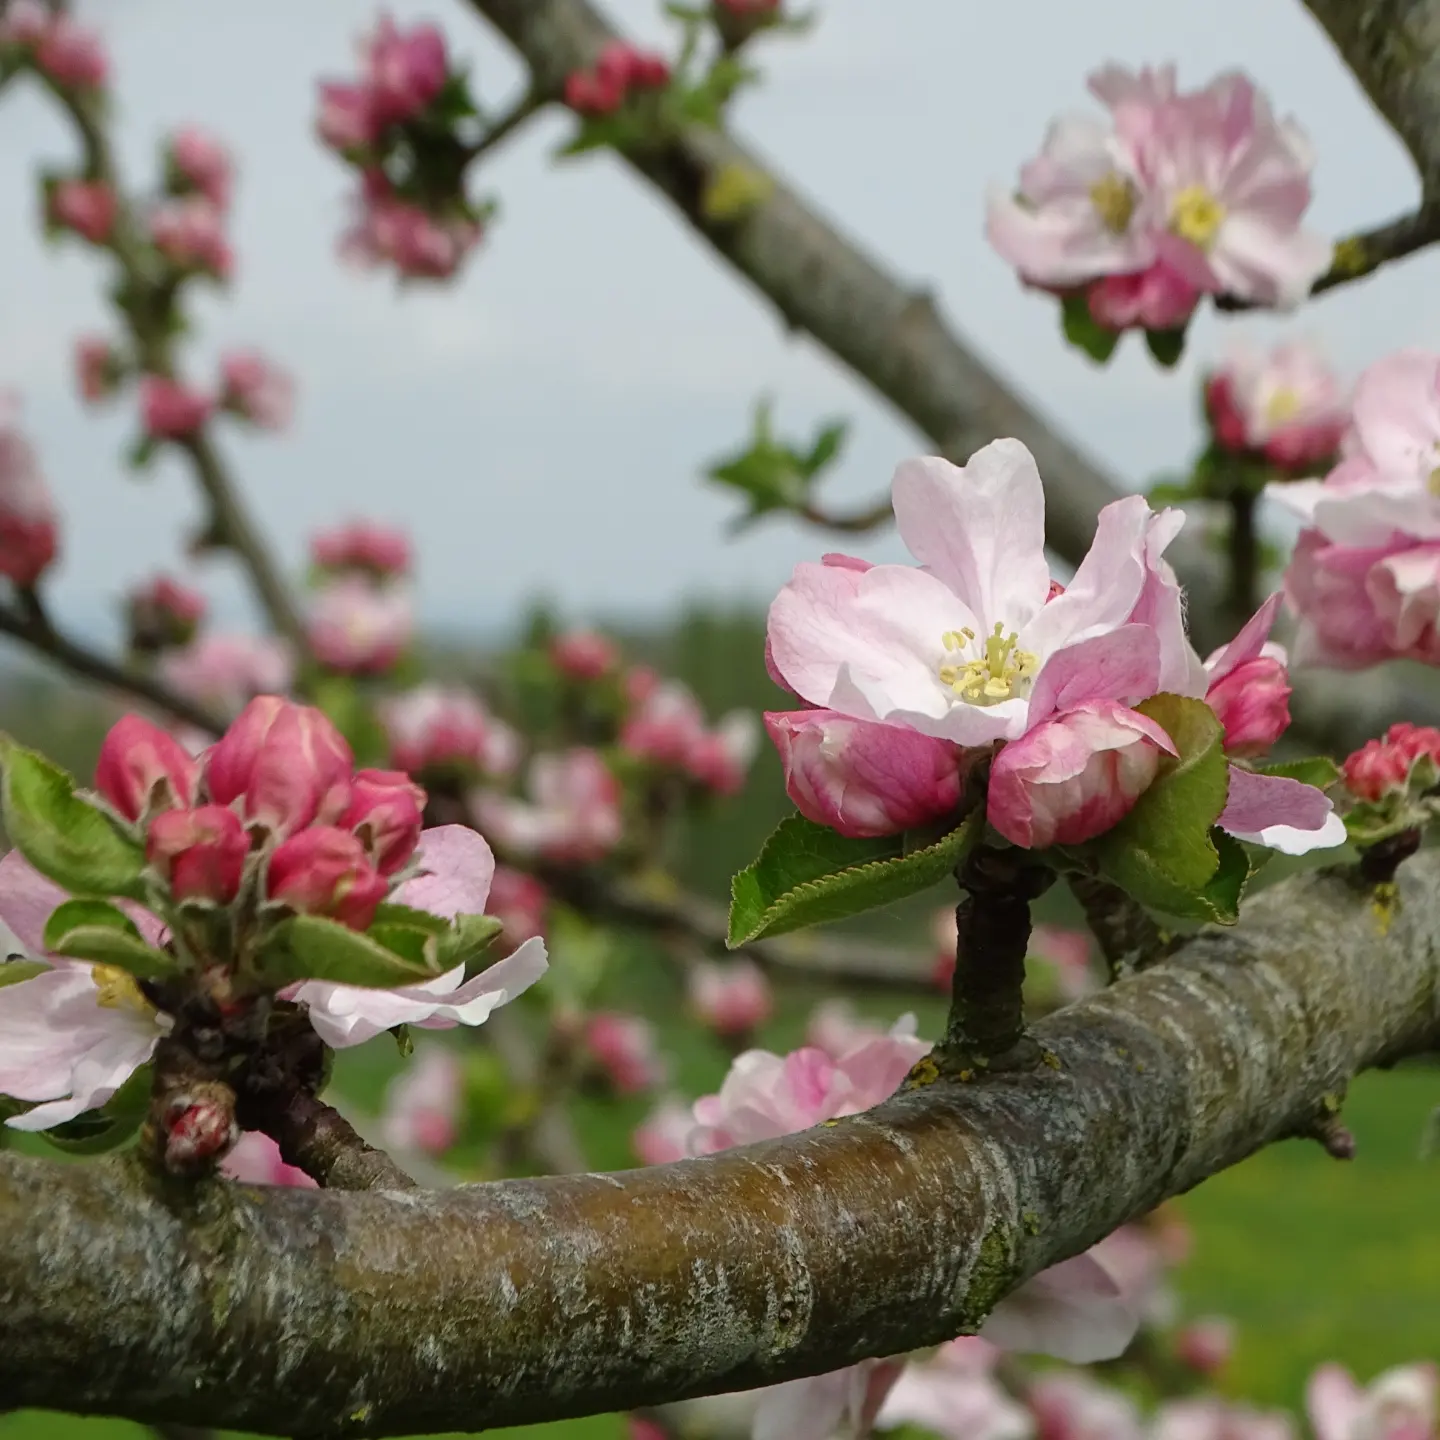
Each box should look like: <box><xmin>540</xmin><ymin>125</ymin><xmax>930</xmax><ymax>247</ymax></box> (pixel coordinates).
<box><xmin>980</xmin><ymin>1251</ymin><xmax>1140</xmax><ymax>1363</ymax></box>
<box><xmin>1204</xmin><ymin>592</ymin><xmax>1284</xmax><ymax>684</ymax></box>
<box><xmin>1305</xmin><ymin>1364</ymin><xmax>1364</xmax><ymax>1440</ymax></box>
<box><xmin>0</xmin><ymin>850</ymin><xmax>73</xmax><ymax>955</ymax></box>
<box><xmin>394</xmin><ymin>824</ymin><xmax>495</xmax><ymax>918</ymax></box>
<box><xmin>1027</xmin><ymin>624</ymin><xmax>1162</xmax><ymax>721</ymax></box>
<box><xmin>1218</xmin><ymin>767</ymin><xmax>1345</xmax><ymax>854</ymax></box>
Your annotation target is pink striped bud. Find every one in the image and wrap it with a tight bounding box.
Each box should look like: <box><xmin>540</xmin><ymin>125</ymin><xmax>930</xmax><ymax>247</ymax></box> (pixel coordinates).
<box><xmin>146</xmin><ymin>804</ymin><xmax>248</xmax><ymax>904</ymax></box>
<box><xmin>140</xmin><ymin>376</ymin><xmax>212</xmax><ymax>439</ymax></box>
<box><xmin>167</xmin><ymin>127</ymin><xmax>233</xmax><ymax>211</ymax></box>
<box><xmin>219</xmin><ymin>350</ymin><xmax>293</xmax><ymax>430</ymax></box>
<box><xmin>1205</xmin><ymin>654</ymin><xmax>1291</xmax><ymax>757</ymax></box>
<box><xmin>340</xmin><ymin>768</ymin><xmax>426</xmax><ymax>875</ymax></box>
<box><xmin>266</xmin><ymin>826</ymin><xmax>388</xmax><ymax>932</ymax></box>
<box><xmin>95</xmin><ymin>715</ymin><xmax>199</xmax><ymax>823</ymax></box>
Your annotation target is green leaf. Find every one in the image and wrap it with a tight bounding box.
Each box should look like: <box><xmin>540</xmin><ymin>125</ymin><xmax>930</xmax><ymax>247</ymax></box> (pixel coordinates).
<box><xmin>1061</xmin><ymin>292</ymin><xmax>1121</xmax><ymax>365</ymax></box>
<box><xmin>1255</xmin><ymin>756</ymin><xmax>1340</xmax><ymax>791</ymax></box>
<box><xmin>436</xmin><ymin>912</ymin><xmax>504</xmax><ymax>972</ymax></box>
<box><xmin>728</xmin><ymin>808</ymin><xmax>981</xmax><ymax>945</ymax></box>
<box><xmin>42</xmin><ymin>899</ymin><xmax>177</xmax><ymax>981</ymax></box>
<box><xmin>0</xmin><ymin>736</ymin><xmax>147</xmax><ymax>901</ymax></box>
<box><xmin>371</xmin><ymin>902</ymin><xmax>450</xmax><ymax>937</ymax></box>
<box><xmin>258</xmin><ymin>915</ymin><xmax>441</xmax><ymax>990</ymax></box>
<box><xmin>126</xmin><ymin>433</ymin><xmax>158</xmax><ymax>472</ymax></box>
<box><xmin>803</xmin><ymin>420</ymin><xmax>848</xmax><ymax>476</ymax></box>
<box><xmin>0</xmin><ymin>961</ymin><xmax>47</xmax><ymax>990</ymax></box>
<box><xmin>1147</xmin><ymin>480</ymin><xmax>1199</xmax><ymax>506</ymax></box>
<box><xmin>1090</xmin><ymin>694</ymin><xmax>1233</xmax><ymax>922</ymax></box>
<box><xmin>1202</xmin><ymin>828</ymin><xmax>1250</xmax><ymax>924</ymax></box>
<box><xmin>1145</xmin><ymin>326</ymin><xmax>1187</xmax><ymax>368</ymax></box>
<box><xmin>38</xmin><ymin>1065</ymin><xmax>151</xmax><ymax>1156</ymax></box>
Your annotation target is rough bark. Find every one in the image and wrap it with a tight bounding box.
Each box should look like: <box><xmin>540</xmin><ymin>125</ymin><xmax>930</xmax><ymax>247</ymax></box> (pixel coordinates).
<box><xmin>3</xmin><ymin>855</ymin><xmax>1439</xmax><ymax>1435</ymax></box>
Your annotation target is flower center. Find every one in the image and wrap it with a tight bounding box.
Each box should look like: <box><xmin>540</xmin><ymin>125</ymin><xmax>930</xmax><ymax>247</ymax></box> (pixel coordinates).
<box><xmin>938</xmin><ymin>623</ymin><xmax>1039</xmax><ymax>706</ymax></box>
<box><xmin>1264</xmin><ymin>388</ymin><xmax>1301</xmax><ymax>426</ymax></box>
<box><xmin>1170</xmin><ymin>184</ymin><xmax>1226</xmax><ymax>249</ymax></box>
<box><xmin>1088</xmin><ymin>172</ymin><xmax>1137</xmax><ymax>234</ymax></box>
<box><xmin>92</xmin><ymin>964</ymin><xmax>150</xmax><ymax>1013</ymax></box>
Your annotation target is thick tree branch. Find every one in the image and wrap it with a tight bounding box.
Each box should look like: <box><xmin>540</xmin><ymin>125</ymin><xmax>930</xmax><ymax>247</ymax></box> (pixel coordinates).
<box><xmin>4</xmin><ymin>853</ymin><xmax>1439</xmax><ymax>1434</ymax></box>
<box><xmin>0</xmin><ymin>594</ymin><xmax>224</xmax><ymax>735</ymax></box>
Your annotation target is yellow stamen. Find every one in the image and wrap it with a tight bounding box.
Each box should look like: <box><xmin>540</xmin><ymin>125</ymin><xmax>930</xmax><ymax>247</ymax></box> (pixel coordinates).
<box><xmin>1170</xmin><ymin>184</ymin><xmax>1226</xmax><ymax>249</ymax></box>
<box><xmin>1263</xmin><ymin>389</ymin><xmax>1301</xmax><ymax>426</ymax></box>
<box><xmin>1089</xmin><ymin>172</ymin><xmax>1137</xmax><ymax>234</ymax></box>
<box><xmin>92</xmin><ymin>964</ymin><xmax>149</xmax><ymax>1013</ymax></box>
<box><xmin>937</xmin><ymin>621</ymin><xmax>1039</xmax><ymax>707</ymax></box>
<box><xmin>1428</xmin><ymin>466</ymin><xmax>1440</xmax><ymax>497</ymax></box>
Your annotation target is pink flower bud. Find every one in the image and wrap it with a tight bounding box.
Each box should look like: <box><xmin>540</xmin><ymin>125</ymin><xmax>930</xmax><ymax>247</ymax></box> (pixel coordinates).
<box><xmin>381</xmin><ymin>684</ymin><xmax>517</xmax><ymax>780</ymax></box>
<box><xmin>688</xmin><ymin>959</ymin><xmax>772</xmax><ymax>1038</ymax></box>
<box><xmin>564</xmin><ymin>69</ymin><xmax>624</xmax><ymax>117</ymax></box>
<box><xmin>148</xmin><ymin>197</ymin><xmax>232</xmax><ymax>279</ymax></box>
<box><xmin>764</xmin><ymin>708</ymin><xmax>964</xmax><ymax>838</ymax></box>
<box><xmin>486</xmin><ymin>865</ymin><xmax>548</xmax><ymax>952</ymax></box>
<box><xmin>584</xmin><ymin>1011</ymin><xmax>666</xmax><ymax>1095</ymax></box>
<box><xmin>317</xmin><ymin>81</ymin><xmax>378</xmax><ymax>151</ymax></box>
<box><xmin>163</xmin><ymin>1086</ymin><xmax>239</xmax><ymax>1174</ymax></box>
<box><xmin>34</xmin><ymin>14</ymin><xmax>107</xmax><ymax>89</ymax></box>
<box><xmin>987</xmin><ymin>700</ymin><xmax>1176</xmax><ymax>850</ymax></box>
<box><xmin>340</xmin><ymin>768</ymin><xmax>425</xmax><ymax>875</ymax></box>
<box><xmin>364</xmin><ymin>16</ymin><xmax>448</xmax><ymax>127</ymax></box>
<box><xmin>1087</xmin><ymin>261</ymin><xmax>1200</xmax><ymax>333</ymax></box>
<box><xmin>624</xmin><ymin>665</ymin><xmax>660</xmax><ymax>706</ymax></box>
<box><xmin>311</xmin><ymin>520</ymin><xmax>412</xmax><ymax>579</ymax></box>
<box><xmin>146</xmin><ymin>804</ymin><xmax>248</xmax><ymax>904</ymax></box>
<box><xmin>0</xmin><ymin>404</ymin><xmax>59</xmax><ymax>588</ymax></box>
<box><xmin>74</xmin><ymin>335</ymin><xmax>124</xmax><ymax>404</ymax></box>
<box><xmin>1174</xmin><ymin>1318</ymin><xmax>1234</xmax><ymax>1376</ymax></box>
<box><xmin>139</xmin><ymin>375</ymin><xmax>212</xmax><ymax>440</ymax></box>
<box><xmin>627</xmin><ymin>1420</ymin><xmax>671</xmax><ymax>1440</ymax></box>
<box><xmin>218</xmin><ymin>349</ymin><xmax>294</xmax><ymax>431</ymax></box>
<box><xmin>95</xmin><ymin>714</ymin><xmax>200</xmax><ymax>822</ymax></box>
<box><xmin>1343</xmin><ymin>723</ymin><xmax>1440</xmax><ymax>801</ymax></box>
<box><xmin>0</xmin><ymin>1</ymin><xmax>50</xmax><ymax>47</ymax></box>
<box><xmin>204</xmin><ymin>696</ymin><xmax>354</xmax><ymax>839</ymax></box>
<box><xmin>550</xmin><ymin>630</ymin><xmax>618</xmax><ymax>680</ymax></box>
<box><xmin>49</xmin><ymin>179</ymin><xmax>116</xmax><ymax>244</ymax></box>
<box><xmin>1205</xmin><ymin>374</ymin><xmax>1250</xmax><ymax>453</ymax></box>
<box><xmin>167</xmin><ymin>127</ymin><xmax>233</xmax><ymax>211</ymax></box>
<box><xmin>687</xmin><ymin>712</ymin><xmax>760</xmax><ymax>796</ymax></box>
<box><xmin>1205</xmin><ymin>655</ymin><xmax>1292</xmax><ymax>757</ymax></box>
<box><xmin>306</xmin><ymin>576</ymin><xmax>414</xmax><ymax>676</ymax></box>
<box><xmin>340</xmin><ymin>177</ymin><xmax>483</xmax><ymax>280</ymax></box>
<box><xmin>266</xmin><ymin>825</ymin><xmax>389</xmax><ymax>931</ymax></box>
<box><xmin>125</xmin><ymin>574</ymin><xmax>207</xmax><ymax>652</ymax></box>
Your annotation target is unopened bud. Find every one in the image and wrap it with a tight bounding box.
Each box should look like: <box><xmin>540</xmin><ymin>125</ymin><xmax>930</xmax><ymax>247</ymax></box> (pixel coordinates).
<box><xmin>146</xmin><ymin>804</ymin><xmax>248</xmax><ymax>904</ymax></box>
<box><xmin>340</xmin><ymin>768</ymin><xmax>426</xmax><ymax>875</ymax></box>
<box><xmin>162</xmin><ymin>1083</ymin><xmax>238</xmax><ymax>1174</ymax></box>
<box><xmin>266</xmin><ymin>825</ymin><xmax>389</xmax><ymax>931</ymax></box>
<box><xmin>95</xmin><ymin>714</ymin><xmax>200</xmax><ymax>823</ymax></box>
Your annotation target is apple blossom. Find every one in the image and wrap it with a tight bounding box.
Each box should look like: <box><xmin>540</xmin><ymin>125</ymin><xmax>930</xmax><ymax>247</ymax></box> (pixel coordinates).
<box><xmin>74</xmin><ymin>334</ymin><xmax>123</xmax><ymax>403</ymax></box>
<box><xmin>1175</xmin><ymin>1317</ymin><xmax>1235</xmax><ymax>1376</ymax></box>
<box><xmin>688</xmin><ymin>959</ymin><xmax>772</xmax><ymax>1038</ymax></box>
<box><xmin>687</xmin><ymin>711</ymin><xmax>761</xmax><ymax>795</ymax></box>
<box><xmin>167</xmin><ymin>127</ymin><xmax>233</xmax><ymax>211</ymax></box>
<box><xmin>1154</xmin><ymin>1399</ymin><xmax>1295</xmax><ymax>1440</ymax></box>
<box><xmin>159</xmin><ymin>633</ymin><xmax>295</xmax><ymax>716</ymax></box>
<box><xmin>318</xmin><ymin>82</ymin><xmax>378</xmax><ymax>151</ymax></box>
<box><xmin>204</xmin><ymin>696</ymin><xmax>354</xmax><ymax>840</ymax></box>
<box><xmin>750</xmin><ymin>1360</ymin><xmax>907</xmax><ymax>1440</ymax></box>
<box><xmin>1344</xmin><ymin>724</ymin><xmax>1440</xmax><ymax>802</ymax></box>
<box><xmin>312</xmin><ymin>519</ymin><xmax>412</xmax><ymax>579</ymax></box>
<box><xmin>1205</xmin><ymin>340</ymin><xmax>1346</xmax><ymax>470</ymax></box>
<box><xmin>584</xmin><ymin>1011</ymin><xmax>666</xmax><ymax>1095</ymax></box>
<box><xmin>550</xmin><ymin>629</ymin><xmax>619</xmax><ymax>680</ymax></box>
<box><xmin>146</xmin><ymin>805</ymin><xmax>249</xmax><ymax>905</ymax></box>
<box><xmin>148</xmin><ymin>197</ymin><xmax>233</xmax><ymax>278</ymax></box>
<box><xmin>1203</xmin><ymin>594</ymin><xmax>1292</xmax><ymax>755</ymax></box>
<box><xmin>380</xmin><ymin>1044</ymin><xmax>464</xmax><ymax>1156</ymax></box>
<box><xmin>33</xmin><ymin>12</ymin><xmax>107</xmax><ymax>89</ymax></box>
<box><xmin>987</xmin><ymin>65</ymin><xmax>1329</xmax><ymax>332</ymax></box>
<box><xmin>286</xmin><ymin>826</ymin><xmax>549</xmax><ymax>1048</ymax></box>
<box><xmin>0</xmin><ymin>400</ymin><xmax>59</xmax><ymax>588</ymax></box>
<box><xmin>219</xmin><ymin>350</ymin><xmax>295</xmax><ymax>430</ymax></box>
<box><xmin>987</xmin><ymin>698</ymin><xmax>1175</xmax><ymax>848</ymax></box>
<box><xmin>340</xmin><ymin>175</ymin><xmax>483</xmax><ymax>281</ymax></box>
<box><xmin>475</xmin><ymin>748</ymin><xmax>623</xmax><ymax>865</ymax></box>
<box><xmin>222</xmin><ymin>1130</ymin><xmax>318</xmax><ymax>1188</ymax></box>
<box><xmin>803</xmin><ymin>997</ymin><xmax>890</xmax><ymax>1059</ymax></box>
<box><xmin>1308</xmin><ymin>1363</ymin><xmax>1438</xmax><ymax>1440</ymax></box>
<box><xmin>340</xmin><ymin>768</ymin><xmax>426</xmax><ymax>875</ymax></box>
<box><xmin>1028</xmin><ymin>1372</ymin><xmax>1145</xmax><ymax>1440</ymax></box>
<box><xmin>381</xmin><ymin>683</ymin><xmax>519</xmax><ymax>780</ymax></box>
<box><xmin>48</xmin><ymin>178</ymin><xmax>116</xmax><ymax>244</ymax></box>
<box><xmin>362</xmin><ymin>14</ymin><xmax>448</xmax><ymax>128</ymax></box>
<box><xmin>94</xmin><ymin>715</ymin><xmax>199</xmax><ymax>823</ymax></box>
<box><xmin>140</xmin><ymin>375</ymin><xmax>212</xmax><ymax>439</ymax></box>
<box><xmin>306</xmin><ymin>576</ymin><xmax>414</xmax><ymax>675</ymax></box>
<box><xmin>125</xmin><ymin>574</ymin><xmax>207</xmax><ymax>652</ymax></box>
<box><xmin>486</xmin><ymin>866</ymin><xmax>549</xmax><ymax>953</ymax></box>
<box><xmin>621</xmin><ymin>679</ymin><xmax>710</xmax><ymax>768</ymax></box>
<box><xmin>876</xmin><ymin>1338</ymin><xmax>1033</xmax><ymax>1440</ymax></box>
<box><xmin>632</xmin><ymin>1095</ymin><xmax>695</xmax><ymax>1165</ymax></box>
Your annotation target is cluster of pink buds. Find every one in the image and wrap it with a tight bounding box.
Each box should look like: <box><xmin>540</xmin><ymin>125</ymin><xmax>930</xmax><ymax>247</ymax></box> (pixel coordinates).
<box><xmin>318</xmin><ymin>17</ymin><xmax>490</xmax><ymax>283</ymax></box>
<box><xmin>687</xmin><ymin>959</ymin><xmax>772</xmax><ymax>1041</ymax></box>
<box><xmin>381</xmin><ymin>683</ymin><xmax>519</xmax><ymax>784</ymax></box>
<box><xmin>148</xmin><ymin>195</ymin><xmax>232</xmax><ymax>280</ymax></box>
<box><xmin>1343</xmin><ymin>725</ymin><xmax>1440</xmax><ymax>804</ymax></box>
<box><xmin>47</xmin><ymin>178</ymin><xmax>116</xmax><ymax>246</ymax></box>
<box><xmin>136</xmin><ymin>351</ymin><xmax>291</xmax><ymax>442</ymax></box>
<box><xmin>139</xmin><ymin>376</ymin><xmax>212</xmax><ymax>440</ymax></box>
<box><xmin>620</xmin><ymin>677</ymin><xmax>759</xmax><ymax>797</ymax></box>
<box><xmin>550</xmin><ymin>630</ymin><xmax>620</xmax><ymax>682</ymax></box>
<box><xmin>0</xmin><ymin>398</ymin><xmax>60</xmax><ymax>590</ymax></box>
<box><xmin>125</xmin><ymin>574</ymin><xmax>207</xmax><ymax>654</ymax></box>
<box><xmin>304</xmin><ymin>518</ymin><xmax>413</xmax><ymax>676</ymax></box>
<box><xmin>475</xmin><ymin>748</ymin><xmax>624</xmax><ymax>866</ymax></box>
<box><xmin>0</xmin><ymin>1</ymin><xmax>107</xmax><ymax>91</ymax></box>
<box><xmin>564</xmin><ymin>41</ymin><xmax>671</xmax><ymax>118</ymax></box>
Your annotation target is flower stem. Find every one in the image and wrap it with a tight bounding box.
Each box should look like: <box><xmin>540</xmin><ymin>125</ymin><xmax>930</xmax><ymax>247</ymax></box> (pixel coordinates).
<box><xmin>940</xmin><ymin>846</ymin><xmax>1054</xmax><ymax>1069</ymax></box>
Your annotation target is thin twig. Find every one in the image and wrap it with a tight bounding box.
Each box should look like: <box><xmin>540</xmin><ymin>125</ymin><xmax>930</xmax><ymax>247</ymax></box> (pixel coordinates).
<box><xmin>466</xmin><ymin>85</ymin><xmax>545</xmax><ymax>161</ymax></box>
<box><xmin>1067</xmin><ymin>871</ymin><xmax>1169</xmax><ymax>980</ymax></box>
<box><xmin>797</xmin><ymin>494</ymin><xmax>895</xmax><ymax>534</ymax></box>
<box><xmin>0</xmin><ymin>596</ymin><xmax>225</xmax><ymax>735</ymax></box>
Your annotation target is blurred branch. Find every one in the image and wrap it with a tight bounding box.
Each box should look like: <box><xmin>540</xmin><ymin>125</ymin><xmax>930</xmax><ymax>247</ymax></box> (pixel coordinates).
<box><xmin>796</xmin><ymin>494</ymin><xmax>895</xmax><ymax>534</ymax></box>
<box><xmin>544</xmin><ymin>868</ymin><xmax>939</xmax><ymax>993</ymax></box>
<box><xmin>0</xmin><ymin>591</ymin><xmax>224</xmax><ymax>735</ymax></box>
<box><xmin>466</xmin><ymin>83</ymin><xmax>545</xmax><ymax>160</ymax></box>
<box><xmin>5</xmin><ymin>851</ymin><xmax>1440</xmax><ymax>1430</ymax></box>
<box><xmin>485</xmin><ymin>1008</ymin><xmax>589</xmax><ymax>1175</ymax></box>
<box><xmin>38</xmin><ymin>82</ymin><xmax>308</xmax><ymax>655</ymax></box>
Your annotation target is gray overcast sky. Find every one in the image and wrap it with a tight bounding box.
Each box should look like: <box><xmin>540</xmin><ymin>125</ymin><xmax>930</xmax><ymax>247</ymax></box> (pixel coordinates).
<box><xmin>0</xmin><ymin>0</ymin><xmax>1432</xmax><ymax>646</ymax></box>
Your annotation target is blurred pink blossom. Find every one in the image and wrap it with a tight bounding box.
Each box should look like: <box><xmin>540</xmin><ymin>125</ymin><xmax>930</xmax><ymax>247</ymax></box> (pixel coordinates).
<box><xmin>74</xmin><ymin>335</ymin><xmax>123</xmax><ymax>404</ymax></box>
<box><xmin>475</xmin><ymin>749</ymin><xmax>623</xmax><ymax>865</ymax></box>
<box><xmin>688</xmin><ymin>959</ymin><xmax>773</xmax><ymax>1038</ymax></box>
<box><xmin>381</xmin><ymin>1044</ymin><xmax>464</xmax><ymax>1156</ymax></box>
<box><xmin>1205</xmin><ymin>339</ymin><xmax>1346</xmax><ymax>470</ymax></box>
<box><xmin>632</xmin><ymin>1096</ymin><xmax>695</xmax><ymax>1166</ymax></box>
<box><xmin>584</xmin><ymin>1011</ymin><xmax>666</xmax><ymax>1095</ymax></box>
<box><xmin>312</xmin><ymin>519</ymin><xmax>412</xmax><ymax>578</ymax></box>
<box><xmin>148</xmin><ymin>197</ymin><xmax>233</xmax><ymax>278</ymax></box>
<box><xmin>0</xmin><ymin>399</ymin><xmax>59</xmax><ymax>588</ymax></box>
<box><xmin>160</xmin><ymin>633</ymin><xmax>296</xmax><ymax>716</ymax></box>
<box><xmin>168</xmin><ymin>127</ymin><xmax>233</xmax><ymax>211</ymax></box>
<box><xmin>219</xmin><ymin>350</ymin><xmax>294</xmax><ymax>430</ymax></box>
<box><xmin>550</xmin><ymin>629</ymin><xmax>619</xmax><ymax>680</ymax></box>
<box><xmin>221</xmin><ymin>1130</ymin><xmax>317</xmax><ymax>1188</ymax></box>
<box><xmin>49</xmin><ymin>179</ymin><xmax>116</xmax><ymax>244</ymax></box>
<box><xmin>1307</xmin><ymin>1363</ymin><xmax>1438</xmax><ymax>1440</ymax></box>
<box><xmin>381</xmin><ymin>683</ymin><xmax>519</xmax><ymax>780</ymax></box>
<box><xmin>139</xmin><ymin>375</ymin><xmax>212</xmax><ymax>439</ymax></box>
<box><xmin>307</xmin><ymin>577</ymin><xmax>414</xmax><ymax>675</ymax></box>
